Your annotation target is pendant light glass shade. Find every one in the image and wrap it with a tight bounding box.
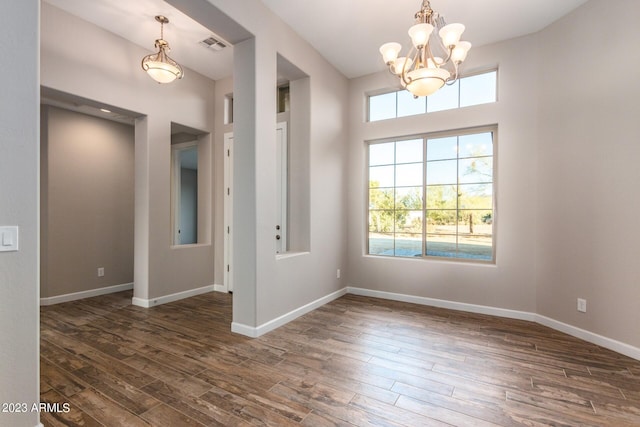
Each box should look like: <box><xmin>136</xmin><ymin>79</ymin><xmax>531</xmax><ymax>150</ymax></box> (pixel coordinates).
<box><xmin>141</xmin><ymin>16</ymin><xmax>184</xmax><ymax>84</ymax></box>
<box><xmin>406</xmin><ymin>67</ymin><xmax>450</xmax><ymax>97</ymax></box>
<box><xmin>438</xmin><ymin>23</ymin><xmax>465</xmax><ymax>47</ymax></box>
<box><xmin>380</xmin><ymin>42</ymin><xmax>402</xmax><ymax>64</ymax></box>
<box><xmin>408</xmin><ymin>23</ymin><xmax>434</xmax><ymax>48</ymax></box>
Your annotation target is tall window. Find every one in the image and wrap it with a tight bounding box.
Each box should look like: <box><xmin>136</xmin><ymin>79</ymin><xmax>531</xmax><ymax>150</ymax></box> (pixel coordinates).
<box><xmin>368</xmin><ymin>128</ymin><xmax>495</xmax><ymax>262</ymax></box>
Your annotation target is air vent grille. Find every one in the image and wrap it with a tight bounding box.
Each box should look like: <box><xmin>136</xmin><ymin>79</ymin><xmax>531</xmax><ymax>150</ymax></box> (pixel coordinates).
<box><xmin>199</xmin><ymin>36</ymin><xmax>227</xmax><ymax>51</ymax></box>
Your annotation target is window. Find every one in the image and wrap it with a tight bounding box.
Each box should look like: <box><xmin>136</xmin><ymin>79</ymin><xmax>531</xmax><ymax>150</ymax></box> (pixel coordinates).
<box><xmin>170</xmin><ymin>123</ymin><xmax>210</xmax><ymax>246</ymax></box>
<box><xmin>224</xmin><ymin>94</ymin><xmax>233</xmax><ymax>124</ymax></box>
<box><xmin>172</xmin><ymin>142</ymin><xmax>199</xmax><ymax>245</ymax></box>
<box><xmin>368</xmin><ymin>128</ymin><xmax>495</xmax><ymax>262</ymax></box>
<box><xmin>368</xmin><ymin>70</ymin><xmax>497</xmax><ymax>122</ymax></box>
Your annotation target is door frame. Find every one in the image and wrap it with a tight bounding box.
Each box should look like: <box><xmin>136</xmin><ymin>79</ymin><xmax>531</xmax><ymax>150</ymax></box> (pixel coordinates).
<box><xmin>223</xmin><ymin>132</ymin><xmax>234</xmax><ymax>292</ymax></box>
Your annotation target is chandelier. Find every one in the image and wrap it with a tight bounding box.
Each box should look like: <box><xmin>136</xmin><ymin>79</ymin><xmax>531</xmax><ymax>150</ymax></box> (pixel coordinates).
<box><xmin>379</xmin><ymin>0</ymin><xmax>471</xmax><ymax>97</ymax></box>
<box><xmin>141</xmin><ymin>15</ymin><xmax>184</xmax><ymax>84</ymax></box>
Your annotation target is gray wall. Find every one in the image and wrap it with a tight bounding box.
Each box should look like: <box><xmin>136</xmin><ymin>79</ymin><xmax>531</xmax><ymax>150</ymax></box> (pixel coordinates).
<box><xmin>186</xmin><ymin>0</ymin><xmax>349</xmax><ymax>331</ymax></box>
<box><xmin>536</xmin><ymin>0</ymin><xmax>640</xmax><ymax>347</ymax></box>
<box><xmin>347</xmin><ymin>35</ymin><xmax>540</xmax><ymax>313</ymax></box>
<box><xmin>41</xmin><ymin>3</ymin><xmax>215</xmax><ymax>304</ymax></box>
<box><xmin>347</xmin><ymin>0</ymin><xmax>640</xmax><ymax>351</ymax></box>
<box><xmin>0</xmin><ymin>1</ymin><xmax>40</xmax><ymax>426</ymax></box>
<box><xmin>41</xmin><ymin>106</ymin><xmax>134</xmax><ymax>298</ymax></box>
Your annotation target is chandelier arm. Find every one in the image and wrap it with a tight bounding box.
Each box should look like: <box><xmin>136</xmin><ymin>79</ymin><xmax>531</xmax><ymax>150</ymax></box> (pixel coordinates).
<box><xmin>424</xmin><ymin>42</ymin><xmax>437</xmax><ymax>66</ymax></box>
<box><xmin>445</xmin><ymin>60</ymin><xmax>460</xmax><ymax>85</ymax></box>
<box><xmin>401</xmin><ymin>46</ymin><xmax>419</xmax><ymax>86</ymax></box>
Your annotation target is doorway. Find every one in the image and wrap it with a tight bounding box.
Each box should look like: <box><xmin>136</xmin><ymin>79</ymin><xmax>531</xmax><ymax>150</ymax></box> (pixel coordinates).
<box><xmin>223</xmin><ymin>122</ymin><xmax>287</xmax><ymax>292</ymax></box>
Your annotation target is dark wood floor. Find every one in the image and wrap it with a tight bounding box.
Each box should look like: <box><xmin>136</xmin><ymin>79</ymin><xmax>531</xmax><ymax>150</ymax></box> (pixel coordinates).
<box><xmin>40</xmin><ymin>291</ymin><xmax>640</xmax><ymax>426</ymax></box>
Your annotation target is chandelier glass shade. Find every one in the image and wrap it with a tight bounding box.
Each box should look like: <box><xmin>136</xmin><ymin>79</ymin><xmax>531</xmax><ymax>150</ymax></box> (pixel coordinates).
<box><xmin>380</xmin><ymin>0</ymin><xmax>471</xmax><ymax>97</ymax></box>
<box><xmin>141</xmin><ymin>16</ymin><xmax>184</xmax><ymax>84</ymax></box>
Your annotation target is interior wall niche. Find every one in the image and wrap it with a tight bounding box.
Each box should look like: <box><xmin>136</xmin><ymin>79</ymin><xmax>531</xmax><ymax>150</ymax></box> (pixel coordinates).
<box><xmin>40</xmin><ymin>103</ymin><xmax>135</xmax><ymax>298</ymax></box>
<box><xmin>276</xmin><ymin>54</ymin><xmax>310</xmax><ymax>253</ymax></box>
<box><xmin>171</xmin><ymin>122</ymin><xmax>212</xmax><ymax>246</ymax></box>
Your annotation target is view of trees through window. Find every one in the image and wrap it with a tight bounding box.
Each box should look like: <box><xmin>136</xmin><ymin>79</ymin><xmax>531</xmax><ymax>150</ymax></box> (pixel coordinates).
<box><xmin>368</xmin><ymin>130</ymin><xmax>494</xmax><ymax>261</ymax></box>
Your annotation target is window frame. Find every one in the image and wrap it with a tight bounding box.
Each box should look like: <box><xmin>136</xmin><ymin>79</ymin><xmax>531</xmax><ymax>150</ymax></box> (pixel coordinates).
<box><xmin>366</xmin><ymin>125</ymin><xmax>498</xmax><ymax>263</ymax></box>
<box><xmin>367</xmin><ymin>69</ymin><xmax>498</xmax><ymax>122</ymax></box>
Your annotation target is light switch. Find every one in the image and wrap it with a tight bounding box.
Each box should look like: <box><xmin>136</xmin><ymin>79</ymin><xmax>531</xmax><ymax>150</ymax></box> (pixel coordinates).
<box><xmin>0</xmin><ymin>226</ymin><xmax>19</xmax><ymax>252</ymax></box>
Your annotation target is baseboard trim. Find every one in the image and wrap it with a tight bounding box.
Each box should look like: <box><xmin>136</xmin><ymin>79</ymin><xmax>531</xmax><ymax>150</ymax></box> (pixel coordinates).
<box><xmin>213</xmin><ymin>284</ymin><xmax>228</xmax><ymax>293</ymax></box>
<box><xmin>132</xmin><ymin>285</ymin><xmax>215</xmax><ymax>308</ymax></box>
<box><xmin>535</xmin><ymin>314</ymin><xmax>640</xmax><ymax>361</ymax></box>
<box><xmin>346</xmin><ymin>287</ymin><xmax>536</xmax><ymax>322</ymax></box>
<box><xmin>231</xmin><ymin>287</ymin><xmax>348</xmax><ymax>338</ymax></box>
<box><xmin>346</xmin><ymin>286</ymin><xmax>640</xmax><ymax>361</ymax></box>
<box><xmin>40</xmin><ymin>282</ymin><xmax>134</xmax><ymax>306</ymax></box>
<box><xmin>231</xmin><ymin>322</ymin><xmax>258</xmax><ymax>338</ymax></box>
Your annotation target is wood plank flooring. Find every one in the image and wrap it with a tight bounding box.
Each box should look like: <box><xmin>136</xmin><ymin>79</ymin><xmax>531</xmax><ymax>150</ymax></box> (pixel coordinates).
<box><xmin>40</xmin><ymin>291</ymin><xmax>640</xmax><ymax>426</ymax></box>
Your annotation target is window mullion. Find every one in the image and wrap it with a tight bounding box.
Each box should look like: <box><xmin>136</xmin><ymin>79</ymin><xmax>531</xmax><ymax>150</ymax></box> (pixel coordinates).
<box><xmin>455</xmin><ymin>136</ymin><xmax>460</xmax><ymax>258</ymax></box>
<box><xmin>422</xmin><ymin>137</ymin><xmax>427</xmax><ymax>257</ymax></box>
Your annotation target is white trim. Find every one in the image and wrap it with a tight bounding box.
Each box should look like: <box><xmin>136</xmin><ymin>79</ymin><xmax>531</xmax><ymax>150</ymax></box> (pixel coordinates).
<box><xmin>214</xmin><ymin>284</ymin><xmax>228</xmax><ymax>293</ymax></box>
<box><xmin>275</xmin><ymin>121</ymin><xmax>288</xmax><ymax>254</ymax></box>
<box><xmin>346</xmin><ymin>287</ymin><xmax>535</xmax><ymax>321</ymax></box>
<box><xmin>232</xmin><ymin>288</ymin><xmax>348</xmax><ymax>338</ymax></box>
<box><xmin>40</xmin><ymin>282</ymin><xmax>134</xmax><ymax>306</ymax></box>
<box><xmin>346</xmin><ymin>286</ymin><xmax>640</xmax><ymax>361</ymax></box>
<box><xmin>132</xmin><ymin>285</ymin><xmax>215</xmax><ymax>308</ymax></box>
<box><xmin>35</xmin><ymin>423</ymin><xmax>44</xmax><ymax>427</ymax></box>
<box><xmin>535</xmin><ymin>314</ymin><xmax>640</xmax><ymax>361</ymax></box>
<box><xmin>223</xmin><ymin>132</ymin><xmax>234</xmax><ymax>293</ymax></box>
<box><xmin>231</xmin><ymin>322</ymin><xmax>258</xmax><ymax>338</ymax></box>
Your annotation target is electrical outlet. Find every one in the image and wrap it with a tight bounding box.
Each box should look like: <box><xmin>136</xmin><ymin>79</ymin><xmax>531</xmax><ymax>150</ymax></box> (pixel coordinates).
<box><xmin>336</xmin><ymin>269</ymin><xmax>341</xmax><ymax>279</ymax></box>
<box><xmin>97</xmin><ymin>267</ymin><xmax>105</xmax><ymax>277</ymax></box>
<box><xmin>577</xmin><ymin>298</ymin><xmax>587</xmax><ymax>313</ymax></box>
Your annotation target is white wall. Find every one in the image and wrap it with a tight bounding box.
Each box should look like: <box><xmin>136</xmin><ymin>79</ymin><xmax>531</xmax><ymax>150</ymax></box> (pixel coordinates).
<box><xmin>536</xmin><ymin>0</ymin><xmax>640</xmax><ymax>348</ymax></box>
<box><xmin>347</xmin><ymin>34</ymin><xmax>540</xmax><ymax>313</ymax></box>
<box><xmin>40</xmin><ymin>3</ymin><xmax>216</xmax><ymax>304</ymax></box>
<box><xmin>0</xmin><ymin>2</ymin><xmax>40</xmax><ymax>426</ymax></box>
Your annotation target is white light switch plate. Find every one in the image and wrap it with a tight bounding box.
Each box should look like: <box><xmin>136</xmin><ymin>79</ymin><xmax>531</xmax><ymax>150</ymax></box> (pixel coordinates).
<box><xmin>0</xmin><ymin>226</ymin><xmax>19</xmax><ymax>252</ymax></box>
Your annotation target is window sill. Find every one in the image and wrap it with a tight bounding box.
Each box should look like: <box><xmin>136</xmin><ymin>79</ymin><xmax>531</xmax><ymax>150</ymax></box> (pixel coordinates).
<box><xmin>170</xmin><ymin>243</ymin><xmax>212</xmax><ymax>250</ymax></box>
<box><xmin>276</xmin><ymin>251</ymin><xmax>310</xmax><ymax>260</ymax></box>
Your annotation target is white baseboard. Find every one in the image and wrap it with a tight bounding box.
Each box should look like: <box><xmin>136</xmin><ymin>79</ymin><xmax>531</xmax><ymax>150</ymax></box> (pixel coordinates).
<box><xmin>231</xmin><ymin>322</ymin><xmax>258</xmax><ymax>338</ymax></box>
<box><xmin>132</xmin><ymin>285</ymin><xmax>215</xmax><ymax>308</ymax></box>
<box><xmin>214</xmin><ymin>284</ymin><xmax>228</xmax><ymax>293</ymax></box>
<box><xmin>346</xmin><ymin>286</ymin><xmax>640</xmax><ymax>361</ymax></box>
<box><xmin>231</xmin><ymin>287</ymin><xmax>348</xmax><ymax>338</ymax></box>
<box><xmin>40</xmin><ymin>282</ymin><xmax>133</xmax><ymax>306</ymax></box>
<box><xmin>535</xmin><ymin>314</ymin><xmax>640</xmax><ymax>361</ymax></box>
<box><xmin>346</xmin><ymin>287</ymin><xmax>536</xmax><ymax>322</ymax></box>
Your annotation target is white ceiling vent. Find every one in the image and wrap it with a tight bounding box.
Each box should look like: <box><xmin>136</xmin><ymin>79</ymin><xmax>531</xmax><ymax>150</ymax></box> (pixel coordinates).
<box><xmin>199</xmin><ymin>36</ymin><xmax>227</xmax><ymax>51</ymax></box>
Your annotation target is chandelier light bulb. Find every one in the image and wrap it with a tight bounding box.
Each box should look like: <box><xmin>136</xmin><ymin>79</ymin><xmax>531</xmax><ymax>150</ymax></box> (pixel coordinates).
<box><xmin>439</xmin><ymin>23</ymin><xmax>465</xmax><ymax>47</ymax></box>
<box><xmin>379</xmin><ymin>42</ymin><xmax>402</xmax><ymax>64</ymax></box>
<box><xmin>451</xmin><ymin>41</ymin><xmax>472</xmax><ymax>63</ymax></box>
<box><xmin>408</xmin><ymin>23</ymin><xmax>434</xmax><ymax>48</ymax></box>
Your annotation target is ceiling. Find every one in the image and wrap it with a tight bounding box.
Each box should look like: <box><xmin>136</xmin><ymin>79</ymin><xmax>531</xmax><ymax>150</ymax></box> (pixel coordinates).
<box><xmin>43</xmin><ymin>0</ymin><xmax>589</xmax><ymax>81</ymax></box>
